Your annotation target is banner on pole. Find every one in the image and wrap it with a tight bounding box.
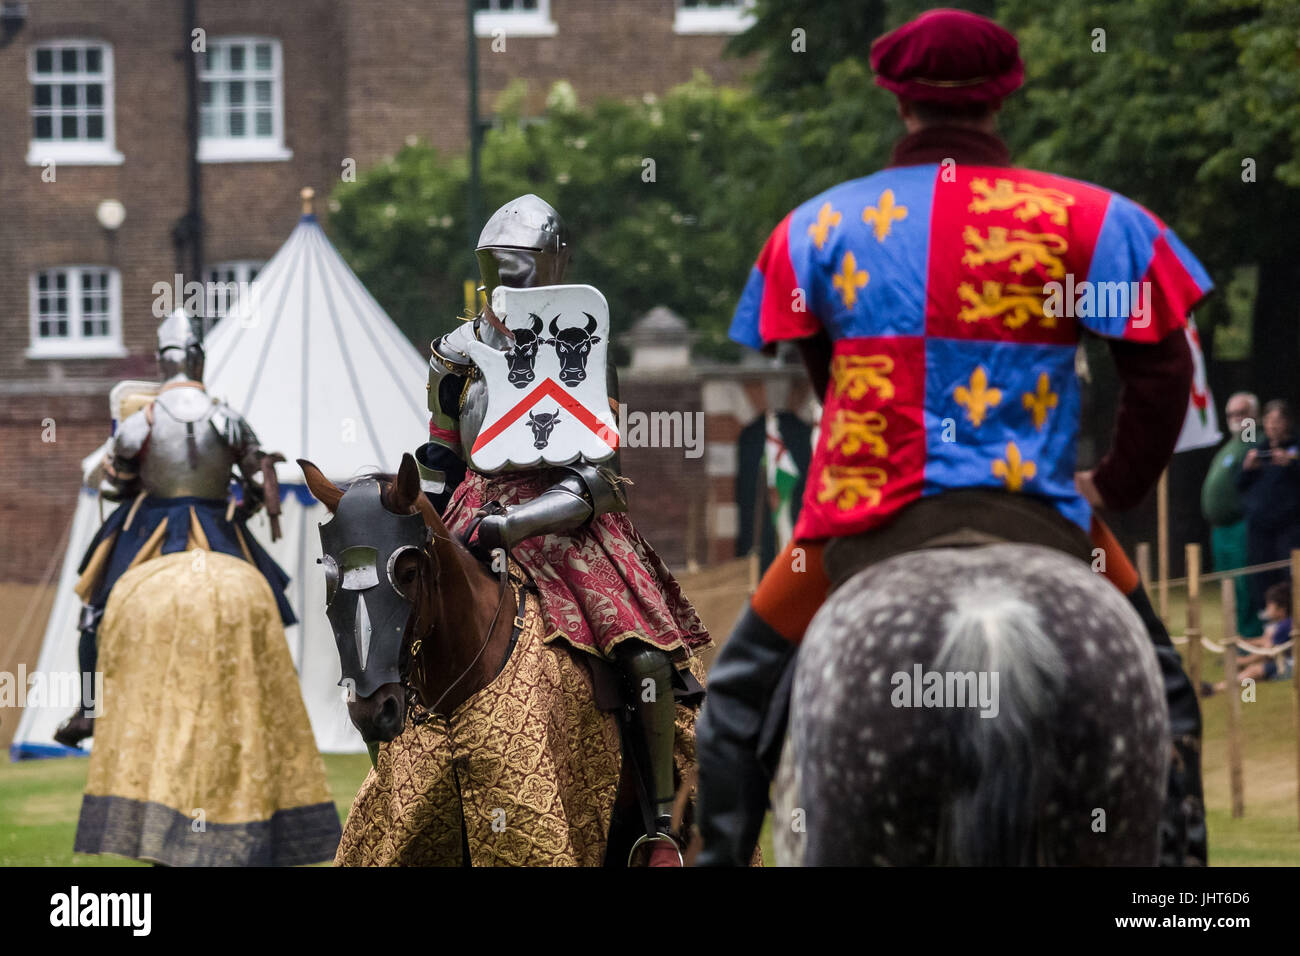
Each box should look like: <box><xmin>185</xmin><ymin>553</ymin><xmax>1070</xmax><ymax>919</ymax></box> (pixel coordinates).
<box><xmin>1174</xmin><ymin>316</ymin><xmax>1222</xmax><ymax>454</ymax></box>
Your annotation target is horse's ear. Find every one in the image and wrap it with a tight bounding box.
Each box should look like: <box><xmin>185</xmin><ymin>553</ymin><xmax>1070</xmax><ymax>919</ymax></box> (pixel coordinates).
<box><xmin>298</xmin><ymin>459</ymin><xmax>343</xmax><ymax>512</ymax></box>
<box><xmin>392</xmin><ymin>453</ymin><xmax>422</xmax><ymax>514</ymax></box>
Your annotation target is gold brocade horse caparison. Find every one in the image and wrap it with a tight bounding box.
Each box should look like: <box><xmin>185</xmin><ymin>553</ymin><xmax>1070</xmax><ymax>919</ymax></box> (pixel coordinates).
<box><xmin>335</xmin><ymin>580</ymin><xmax>712</xmax><ymax>867</ymax></box>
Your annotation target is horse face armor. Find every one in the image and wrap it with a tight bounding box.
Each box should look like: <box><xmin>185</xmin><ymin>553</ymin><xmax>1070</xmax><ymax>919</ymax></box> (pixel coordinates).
<box><xmin>317</xmin><ymin>479</ymin><xmax>429</xmax><ymax>699</ymax></box>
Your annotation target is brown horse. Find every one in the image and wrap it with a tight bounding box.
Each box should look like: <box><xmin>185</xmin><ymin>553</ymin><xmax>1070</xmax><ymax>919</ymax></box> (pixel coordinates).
<box><xmin>299</xmin><ymin>453</ymin><xmax>698</xmax><ymax>865</ymax></box>
<box><xmin>299</xmin><ymin>454</ymin><xmax>514</xmax><ymax>741</ymax></box>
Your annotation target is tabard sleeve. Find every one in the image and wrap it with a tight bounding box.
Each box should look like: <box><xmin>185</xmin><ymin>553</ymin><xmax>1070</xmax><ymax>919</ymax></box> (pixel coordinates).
<box><xmin>1085</xmin><ymin>193</ymin><xmax>1212</xmax><ymax>509</ymax></box>
<box><xmin>1081</xmin><ymin>193</ymin><xmax>1213</xmax><ymax>342</ymax></box>
<box><xmin>729</xmin><ymin>212</ymin><xmax>822</xmax><ymax>352</ymax></box>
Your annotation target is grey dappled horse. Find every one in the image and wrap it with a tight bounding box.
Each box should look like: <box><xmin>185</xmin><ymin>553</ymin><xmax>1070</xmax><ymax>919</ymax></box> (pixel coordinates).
<box><xmin>772</xmin><ymin>544</ymin><xmax>1170</xmax><ymax>866</ymax></box>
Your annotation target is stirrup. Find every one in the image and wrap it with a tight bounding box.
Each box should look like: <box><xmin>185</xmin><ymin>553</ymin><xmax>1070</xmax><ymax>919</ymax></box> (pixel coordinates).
<box><xmin>628</xmin><ymin>829</ymin><xmax>684</xmax><ymax>867</ymax></box>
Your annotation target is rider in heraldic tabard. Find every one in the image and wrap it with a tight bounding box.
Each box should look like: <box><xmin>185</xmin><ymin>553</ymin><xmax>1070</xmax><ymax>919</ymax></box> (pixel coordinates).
<box><xmin>414</xmin><ymin>194</ymin><xmax>711</xmax><ymax>859</ymax></box>
<box><xmin>695</xmin><ymin>9</ymin><xmax>1212</xmax><ymax>867</ymax></box>
<box><xmin>55</xmin><ymin>309</ymin><xmax>296</xmax><ymax>748</ymax></box>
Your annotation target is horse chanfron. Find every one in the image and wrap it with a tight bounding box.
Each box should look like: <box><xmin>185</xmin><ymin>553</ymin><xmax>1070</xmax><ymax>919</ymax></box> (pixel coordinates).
<box><xmin>301</xmin><ymin>455</ymin><xmax>432</xmax><ymax>743</ymax></box>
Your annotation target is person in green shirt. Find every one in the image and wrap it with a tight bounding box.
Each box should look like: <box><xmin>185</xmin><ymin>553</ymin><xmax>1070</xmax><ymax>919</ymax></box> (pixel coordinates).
<box><xmin>1202</xmin><ymin>391</ymin><xmax>1263</xmax><ymax>637</ymax></box>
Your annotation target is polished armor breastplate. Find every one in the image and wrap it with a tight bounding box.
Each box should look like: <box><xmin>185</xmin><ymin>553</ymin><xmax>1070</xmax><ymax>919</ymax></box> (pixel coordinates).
<box><xmin>139</xmin><ymin>387</ymin><xmax>236</xmax><ymax>499</ymax></box>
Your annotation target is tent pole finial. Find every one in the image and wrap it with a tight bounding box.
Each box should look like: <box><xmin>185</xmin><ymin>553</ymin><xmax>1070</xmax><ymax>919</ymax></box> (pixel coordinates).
<box><xmin>300</xmin><ymin>187</ymin><xmax>315</xmax><ymax>216</ymax></box>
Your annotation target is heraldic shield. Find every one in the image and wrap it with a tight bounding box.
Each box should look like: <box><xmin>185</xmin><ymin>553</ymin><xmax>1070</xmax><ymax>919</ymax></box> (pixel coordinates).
<box><xmin>463</xmin><ymin>284</ymin><xmax>619</xmax><ymax>473</ymax></box>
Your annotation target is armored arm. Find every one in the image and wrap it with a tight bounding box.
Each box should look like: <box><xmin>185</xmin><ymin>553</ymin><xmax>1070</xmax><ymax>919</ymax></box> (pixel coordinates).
<box><xmin>428</xmin><ymin>323</ymin><xmax>476</xmax><ymax>449</ymax></box>
<box><xmin>216</xmin><ymin>406</ymin><xmax>286</xmax><ymax>539</ymax></box>
<box><xmin>415</xmin><ymin>325</ymin><xmax>477</xmax><ymax>512</ymax></box>
<box><xmin>98</xmin><ymin>409</ymin><xmax>150</xmax><ymax>502</ymax></box>
<box><xmin>469</xmin><ymin>462</ymin><xmax>628</xmax><ymax>559</ymax></box>
<box><xmin>215</xmin><ymin>407</ymin><xmax>264</xmax><ymax>507</ymax></box>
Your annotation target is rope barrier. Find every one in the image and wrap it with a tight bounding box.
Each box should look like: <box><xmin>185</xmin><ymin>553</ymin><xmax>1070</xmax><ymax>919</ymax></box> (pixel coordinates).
<box><xmin>1162</xmin><ymin>556</ymin><xmax>1292</xmax><ymax>589</ymax></box>
<box><xmin>1170</xmin><ymin>633</ymin><xmax>1294</xmax><ymax>657</ymax></box>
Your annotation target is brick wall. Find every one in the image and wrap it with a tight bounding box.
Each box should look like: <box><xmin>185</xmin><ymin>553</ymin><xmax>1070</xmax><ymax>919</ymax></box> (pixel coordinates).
<box><xmin>475</xmin><ymin>0</ymin><xmax>750</xmax><ymax>119</ymax></box>
<box><xmin>0</xmin><ymin>394</ymin><xmax>103</xmax><ymax>583</ymax></box>
<box><xmin>618</xmin><ymin>370</ymin><xmax>707</xmax><ymax>568</ymax></box>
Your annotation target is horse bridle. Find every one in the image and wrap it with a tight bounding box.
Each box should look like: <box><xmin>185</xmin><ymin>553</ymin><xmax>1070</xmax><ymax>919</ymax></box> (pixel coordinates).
<box><xmin>403</xmin><ymin>535</ymin><xmax>525</xmax><ymax>724</ymax></box>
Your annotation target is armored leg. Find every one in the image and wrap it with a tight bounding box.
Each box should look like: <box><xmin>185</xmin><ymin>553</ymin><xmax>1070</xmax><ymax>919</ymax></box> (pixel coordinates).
<box><xmin>694</xmin><ymin>607</ymin><xmax>798</xmax><ymax>867</ymax></box>
<box><xmin>1128</xmin><ymin>584</ymin><xmax>1207</xmax><ymax>866</ymax></box>
<box><xmin>612</xmin><ymin>642</ymin><xmax>678</xmax><ymax>836</ymax></box>
<box><xmin>54</xmin><ymin>607</ymin><xmax>100</xmax><ymax>748</ymax></box>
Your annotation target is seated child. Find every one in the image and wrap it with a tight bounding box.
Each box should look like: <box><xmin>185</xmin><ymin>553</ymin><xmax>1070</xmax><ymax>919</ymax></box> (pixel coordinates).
<box><xmin>1217</xmin><ymin>581</ymin><xmax>1294</xmax><ymax>693</ymax></box>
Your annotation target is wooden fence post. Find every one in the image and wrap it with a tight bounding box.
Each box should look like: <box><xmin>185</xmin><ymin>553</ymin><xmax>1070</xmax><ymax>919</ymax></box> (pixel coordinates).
<box><xmin>1136</xmin><ymin>542</ymin><xmax>1152</xmax><ymax>590</ymax></box>
<box><xmin>1158</xmin><ymin>472</ymin><xmax>1170</xmax><ymax>624</ymax></box>
<box><xmin>1186</xmin><ymin>543</ymin><xmax>1202</xmax><ymax>696</ymax></box>
<box><xmin>1222</xmin><ymin>578</ymin><xmax>1244</xmax><ymax>818</ymax></box>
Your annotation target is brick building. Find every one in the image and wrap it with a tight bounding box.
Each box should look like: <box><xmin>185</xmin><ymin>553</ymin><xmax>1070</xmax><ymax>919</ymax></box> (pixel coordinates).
<box><xmin>0</xmin><ymin>0</ymin><xmax>758</xmax><ymax>582</ymax></box>
<box><xmin>620</xmin><ymin>309</ymin><xmax>819</xmax><ymax>568</ymax></box>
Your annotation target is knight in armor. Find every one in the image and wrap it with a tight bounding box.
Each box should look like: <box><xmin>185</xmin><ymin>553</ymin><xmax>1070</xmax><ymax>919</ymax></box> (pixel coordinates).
<box><xmin>54</xmin><ymin>309</ymin><xmax>295</xmax><ymax>748</ymax></box>
<box><xmin>416</xmin><ymin>195</ymin><xmax>710</xmax><ymax>860</ymax></box>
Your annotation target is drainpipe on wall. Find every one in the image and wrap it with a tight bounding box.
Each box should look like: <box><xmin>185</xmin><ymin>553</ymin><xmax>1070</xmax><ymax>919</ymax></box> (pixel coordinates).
<box><xmin>465</xmin><ymin>0</ymin><xmax>482</xmax><ymax>275</ymax></box>
<box><xmin>171</xmin><ymin>0</ymin><xmax>204</xmax><ymax>339</ymax></box>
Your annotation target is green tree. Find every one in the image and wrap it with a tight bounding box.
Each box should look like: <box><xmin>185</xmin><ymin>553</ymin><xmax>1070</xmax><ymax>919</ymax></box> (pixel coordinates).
<box><xmin>331</xmin><ymin>77</ymin><xmax>801</xmax><ymax>360</ymax></box>
<box><xmin>332</xmin><ymin>0</ymin><xmax>1300</xmax><ymax>398</ymax></box>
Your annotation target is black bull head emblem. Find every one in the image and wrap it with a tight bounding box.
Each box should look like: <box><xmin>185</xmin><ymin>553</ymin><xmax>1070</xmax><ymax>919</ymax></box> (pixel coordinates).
<box><xmin>505</xmin><ymin>313</ymin><xmax>547</xmax><ymax>388</ymax></box>
<box><xmin>526</xmin><ymin>410</ymin><xmax>561</xmax><ymax>449</ymax></box>
<box><xmin>549</xmin><ymin>313</ymin><xmax>601</xmax><ymax>387</ymax></box>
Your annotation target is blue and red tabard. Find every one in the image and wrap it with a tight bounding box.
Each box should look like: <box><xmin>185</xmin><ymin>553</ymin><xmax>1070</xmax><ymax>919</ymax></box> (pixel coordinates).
<box><xmin>729</xmin><ymin>163</ymin><xmax>1214</xmax><ymax>542</ymax></box>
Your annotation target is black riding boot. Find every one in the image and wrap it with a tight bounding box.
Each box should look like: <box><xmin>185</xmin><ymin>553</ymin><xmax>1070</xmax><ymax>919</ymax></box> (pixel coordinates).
<box><xmin>694</xmin><ymin>607</ymin><xmax>798</xmax><ymax>867</ymax></box>
<box><xmin>53</xmin><ymin>612</ymin><xmax>100</xmax><ymax>748</ymax></box>
<box><xmin>1128</xmin><ymin>584</ymin><xmax>1207</xmax><ymax>866</ymax></box>
<box><xmin>613</xmin><ymin>643</ymin><xmax>679</xmax><ymax>851</ymax></box>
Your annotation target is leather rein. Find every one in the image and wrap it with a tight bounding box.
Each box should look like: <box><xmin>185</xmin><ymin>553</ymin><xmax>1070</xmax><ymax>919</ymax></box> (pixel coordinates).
<box><xmin>404</xmin><ymin>533</ymin><xmax>526</xmax><ymax>724</ymax></box>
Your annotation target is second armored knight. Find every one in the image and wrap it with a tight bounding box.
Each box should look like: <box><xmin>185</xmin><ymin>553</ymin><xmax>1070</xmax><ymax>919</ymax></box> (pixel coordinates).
<box><xmin>54</xmin><ymin>309</ymin><xmax>296</xmax><ymax>748</ymax></box>
<box><xmin>416</xmin><ymin>195</ymin><xmax>711</xmax><ymax>859</ymax></box>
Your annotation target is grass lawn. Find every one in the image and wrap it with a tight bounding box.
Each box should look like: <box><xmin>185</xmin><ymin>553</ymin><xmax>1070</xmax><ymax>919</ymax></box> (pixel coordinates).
<box><xmin>0</xmin><ymin>752</ymin><xmax>374</xmax><ymax>867</ymax></box>
<box><xmin>2</xmin><ymin>586</ymin><xmax>1296</xmax><ymax>866</ymax></box>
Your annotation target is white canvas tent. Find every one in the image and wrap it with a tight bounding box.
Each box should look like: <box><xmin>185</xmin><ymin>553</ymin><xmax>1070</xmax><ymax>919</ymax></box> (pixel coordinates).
<box><xmin>11</xmin><ymin>211</ymin><xmax>429</xmax><ymax>758</ymax></box>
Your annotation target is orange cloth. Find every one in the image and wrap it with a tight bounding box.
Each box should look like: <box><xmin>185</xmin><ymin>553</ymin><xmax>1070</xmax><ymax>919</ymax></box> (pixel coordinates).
<box><xmin>749</xmin><ymin>517</ymin><xmax>1141</xmax><ymax>647</ymax></box>
<box><xmin>1090</xmin><ymin>515</ymin><xmax>1140</xmax><ymax>595</ymax></box>
<box><xmin>750</xmin><ymin>540</ymin><xmax>829</xmax><ymax>645</ymax></box>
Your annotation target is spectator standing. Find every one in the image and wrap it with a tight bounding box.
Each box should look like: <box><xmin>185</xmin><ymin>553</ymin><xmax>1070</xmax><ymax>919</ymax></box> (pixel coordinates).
<box><xmin>1238</xmin><ymin>399</ymin><xmax>1300</xmax><ymax>609</ymax></box>
<box><xmin>1202</xmin><ymin>392</ymin><xmax>1263</xmax><ymax>637</ymax></box>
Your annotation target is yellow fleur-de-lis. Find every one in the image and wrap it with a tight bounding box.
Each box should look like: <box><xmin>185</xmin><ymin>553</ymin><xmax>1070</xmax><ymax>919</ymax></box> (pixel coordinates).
<box><xmin>832</xmin><ymin>251</ymin><xmax>869</xmax><ymax>308</ymax></box>
<box><xmin>807</xmin><ymin>202</ymin><xmax>842</xmax><ymax>250</ymax></box>
<box><xmin>953</xmin><ymin>366</ymin><xmax>1003</xmax><ymax>428</ymax></box>
<box><xmin>992</xmin><ymin>442</ymin><xmax>1037</xmax><ymax>492</ymax></box>
<box><xmin>1022</xmin><ymin>372</ymin><xmax>1059</xmax><ymax>430</ymax></box>
<box><xmin>862</xmin><ymin>188</ymin><xmax>908</xmax><ymax>242</ymax></box>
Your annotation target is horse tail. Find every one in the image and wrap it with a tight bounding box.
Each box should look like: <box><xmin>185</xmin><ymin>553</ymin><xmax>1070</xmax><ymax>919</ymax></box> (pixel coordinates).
<box><xmin>932</xmin><ymin>591</ymin><xmax>1065</xmax><ymax>866</ymax></box>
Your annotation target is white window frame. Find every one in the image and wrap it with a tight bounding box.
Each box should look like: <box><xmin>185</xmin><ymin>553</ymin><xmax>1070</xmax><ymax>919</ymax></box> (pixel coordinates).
<box><xmin>26</xmin><ymin>39</ymin><xmax>124</xmax><ymax>166</ymax></box>
<box><xmin>202</xmin><ymin>259</ymin><xmax>265</xmax><ymax>333</ymax></box>
<box><xmin>27</xmin><ymin>266</ymin><xmax>126</xmax><ymax>360</ymax></box>
<box><xmin>673</xmin><ymin>0</ymin><xmax>756</xmax><ymax>35</ymax></box>
<box><xmin>198</xmin><ymin>36</ymin><xmax>292</xmax><ymax>163</ymax></box>
<box><xmin>474</xmin><ymin>0</ymin><xmax>558</xmax><ymax>38</ymax></box>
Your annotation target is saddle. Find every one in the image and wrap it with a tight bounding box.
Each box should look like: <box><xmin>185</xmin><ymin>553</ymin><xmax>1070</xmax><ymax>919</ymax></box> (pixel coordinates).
<box><xmin>822</xmin><ymin>488</ymin><xmax>1094</xmax><ymax>593</ymax></box>
<box><xmin>756</xmin><ymin>489</ymin><xmax>1094</xmax><ymax>778</ymax></box>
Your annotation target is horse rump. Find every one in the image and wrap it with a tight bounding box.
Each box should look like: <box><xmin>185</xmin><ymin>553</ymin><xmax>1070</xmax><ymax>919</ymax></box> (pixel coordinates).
<box><xmin>773</xmin><ymin>544</ymin><xmax>1169</xmax><ymax>866</ymax></box>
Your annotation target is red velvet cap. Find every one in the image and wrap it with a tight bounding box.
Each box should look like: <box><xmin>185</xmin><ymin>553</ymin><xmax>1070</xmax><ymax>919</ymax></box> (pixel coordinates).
<box><xmin>870</xmin><ymin>8</ymin><xmax>1024</xmax><ymax>105</ymax></box>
